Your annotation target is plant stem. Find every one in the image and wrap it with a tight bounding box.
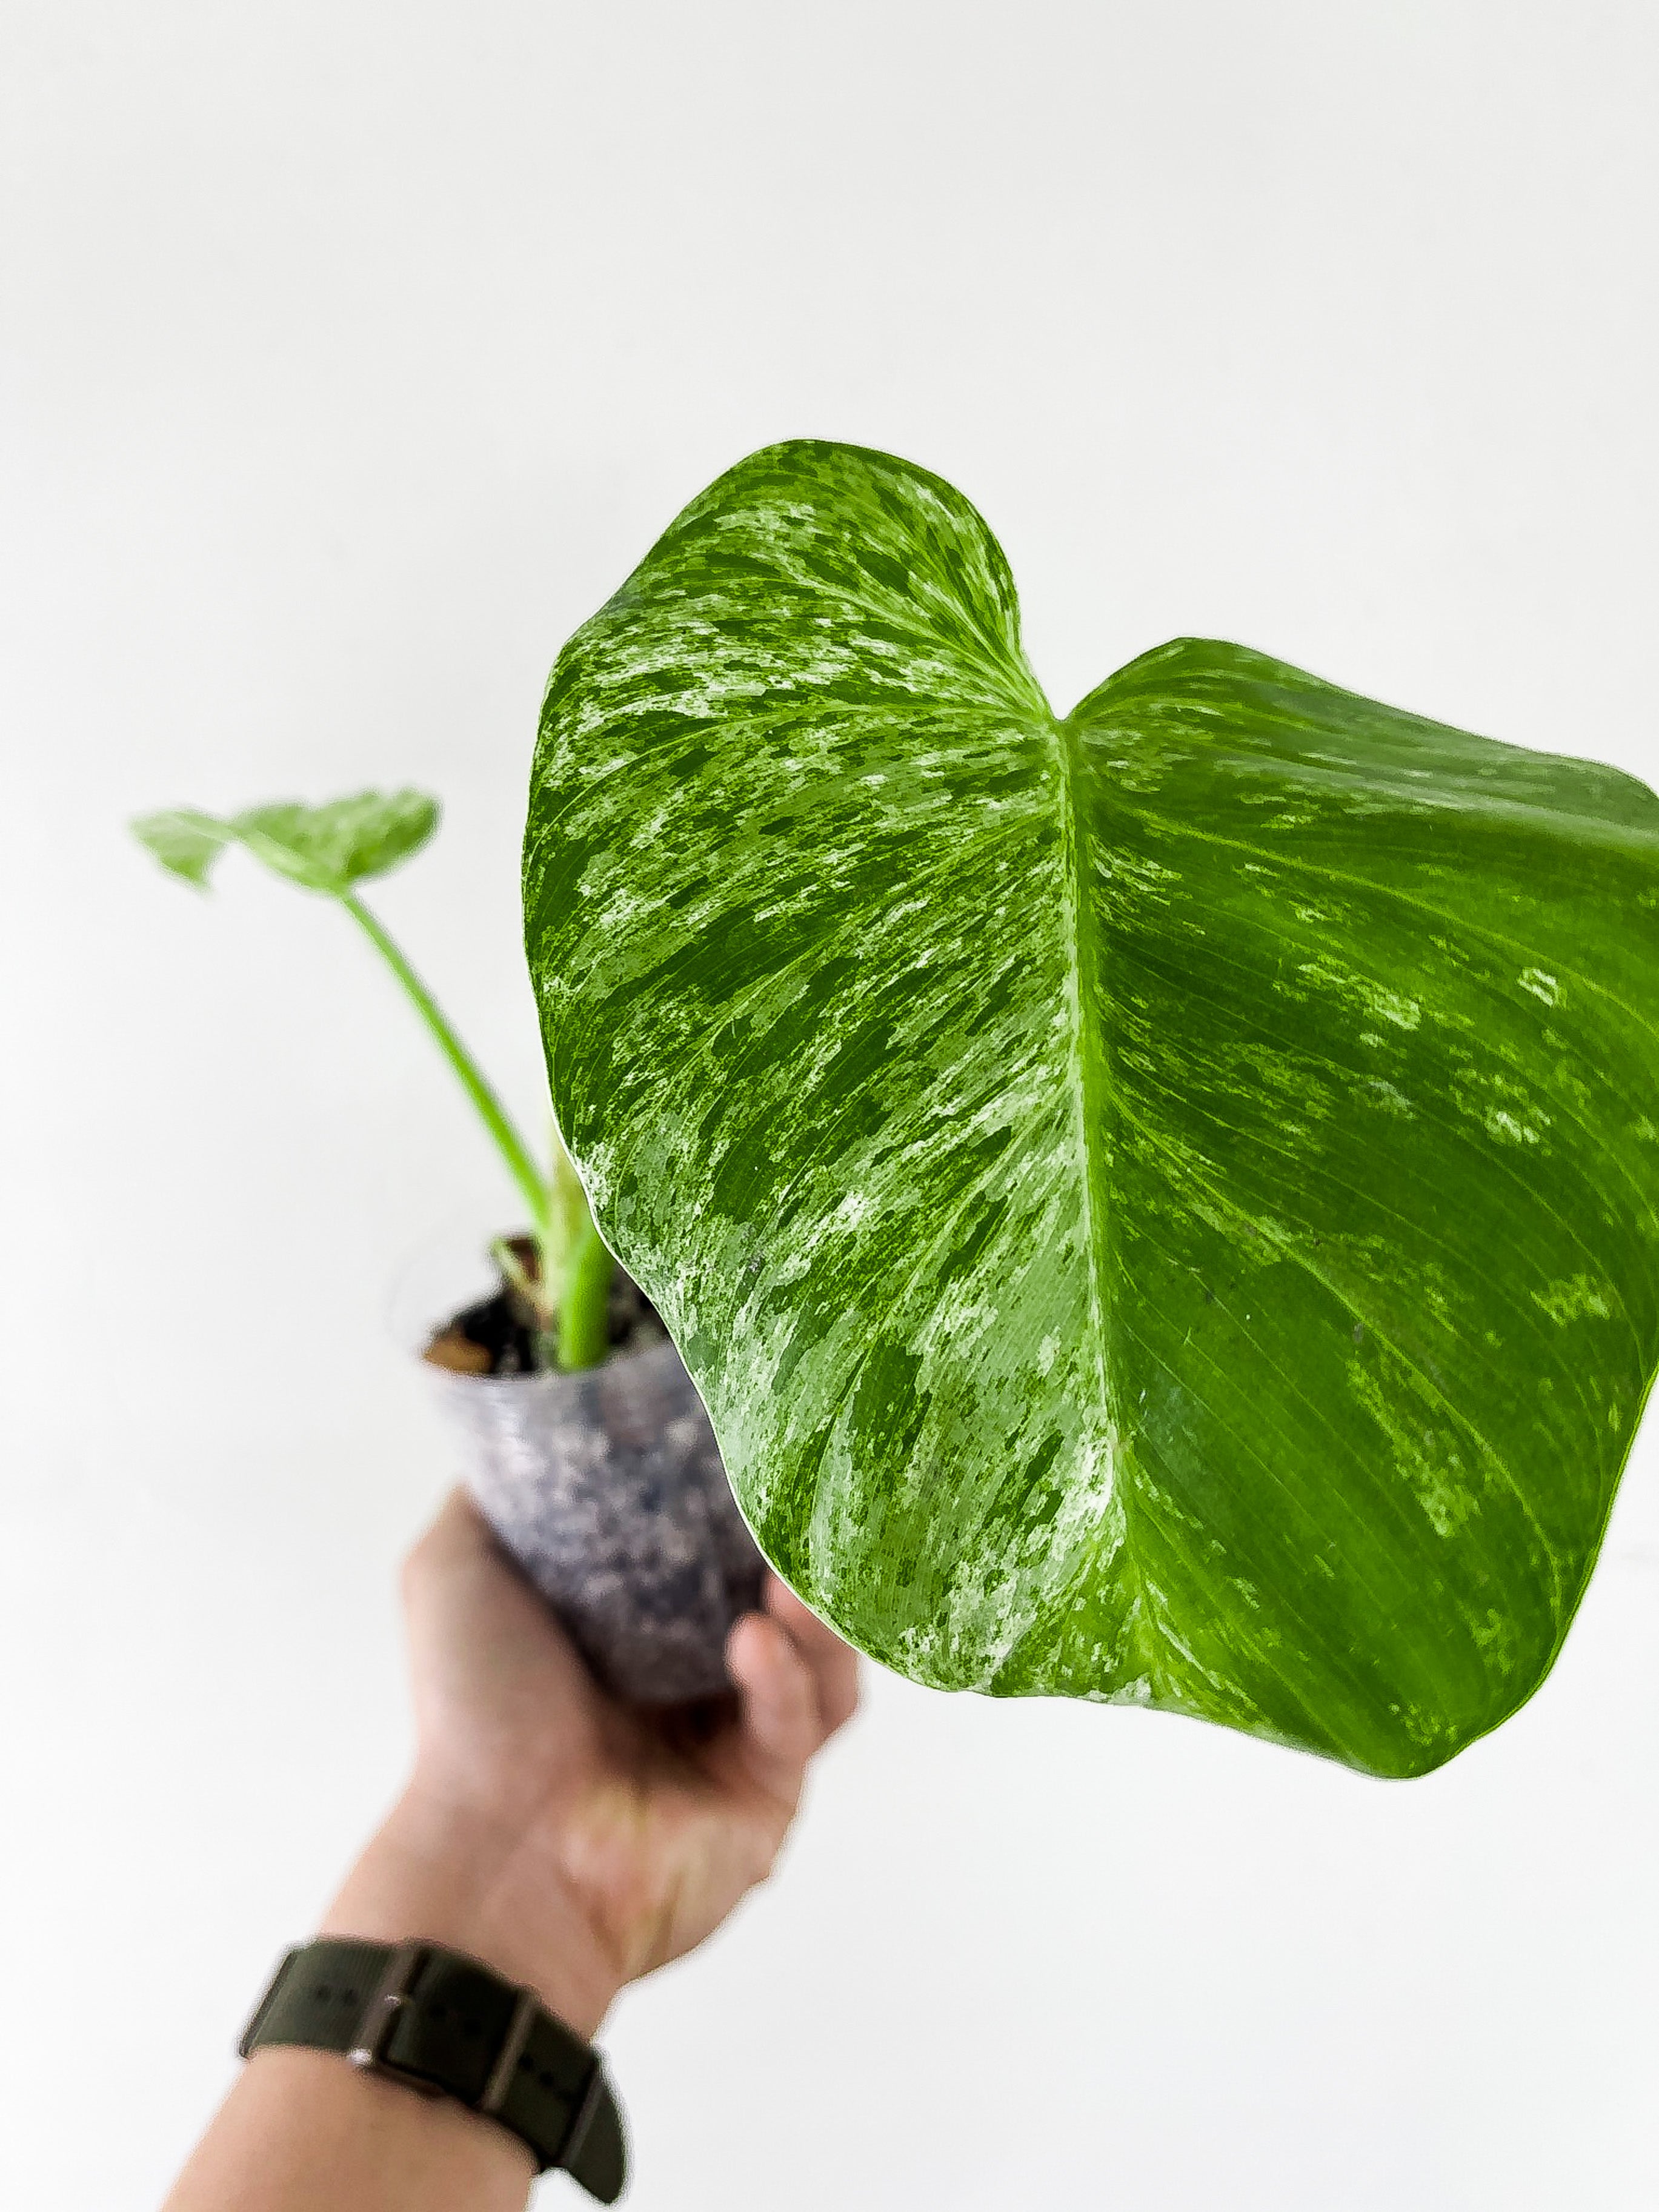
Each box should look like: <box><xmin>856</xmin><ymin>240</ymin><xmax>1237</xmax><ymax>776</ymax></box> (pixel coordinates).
<box><xmin>556</xmin><ymin>1220</ymin><xmax>616</xmax><ymax>1370</ymax></box>
<box><xmin>340</xmin><ymin>892</ymin><xmax>619</xmax><ymax>1372</ymax></box>
<box><xmin>543</xmin><ymin>1126</ymin><xmax>591</xmax><ymax>1285</ymax></box>
<box><xmin>341</xmin><ymin>891</ymin><xmax>551</xmax><ymax>1248</ymax></box>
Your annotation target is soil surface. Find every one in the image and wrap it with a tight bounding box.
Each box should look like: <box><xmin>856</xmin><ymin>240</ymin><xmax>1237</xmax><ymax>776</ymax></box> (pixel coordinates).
<box><xmin>423</xmin><ymin>1235</ymin><xmax>672</xmax><ymax>1376</ymax></box>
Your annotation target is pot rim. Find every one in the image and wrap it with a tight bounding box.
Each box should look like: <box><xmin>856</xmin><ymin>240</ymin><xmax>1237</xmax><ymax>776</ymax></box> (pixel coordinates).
<box><xmin>387</xmin><ymin>1216</ymin><xmax>675</xmax><ymax>1384</ymax></box>
<box><xmin>418</xmin><ymin>1329</ymin><xmax>686</xmax><ymax>1390</ymax></box>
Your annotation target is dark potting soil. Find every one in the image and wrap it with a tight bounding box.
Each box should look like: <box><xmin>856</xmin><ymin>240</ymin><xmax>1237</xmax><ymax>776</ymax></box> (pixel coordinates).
<box><xmin>423</xmin><ymin>1236</ymin><xmax>673</xmax><ymax>1377</ymax></box>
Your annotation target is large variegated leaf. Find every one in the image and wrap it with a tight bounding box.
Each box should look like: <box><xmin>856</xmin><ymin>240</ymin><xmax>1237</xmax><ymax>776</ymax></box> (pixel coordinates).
<box><xmin>524</xmin><ymin>439</ymin><xmax>1659</xmax><ymax>1777</ymax></box>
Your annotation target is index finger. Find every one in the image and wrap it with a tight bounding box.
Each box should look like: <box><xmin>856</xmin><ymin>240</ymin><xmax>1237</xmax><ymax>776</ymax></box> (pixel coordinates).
<box><xmin>761</xmin><ymin>1572</ymin><xmax>861</xmax><ymax>1741</ymax></box>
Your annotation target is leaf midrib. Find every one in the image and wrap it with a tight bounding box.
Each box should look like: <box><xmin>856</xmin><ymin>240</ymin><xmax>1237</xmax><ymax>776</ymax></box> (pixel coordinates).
<box><xmin>1052</xmin><ymin>705</ymin><xmax>1125</xmax><ymax>1523</ymax></box>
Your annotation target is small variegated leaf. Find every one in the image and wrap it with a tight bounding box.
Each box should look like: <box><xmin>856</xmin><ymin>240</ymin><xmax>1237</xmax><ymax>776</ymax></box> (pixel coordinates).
<box><xmin>231</xmin><ymin>791</ymin><xmax>439</xmax><ymax>892</ymax></box>
<box><xmin>130</xmin><ymin>808</ymin><xmax>233</xmax><ymax>888</ymax></box>
<box><xmin>524</xmin><ymin>438</ymin><xmax>1659</xmax><ymax>1777</ymax></box>
<box><xmin>133</xmin><ymin>791</ymin><xmax>439</xmax><ymax>897</ymax></box>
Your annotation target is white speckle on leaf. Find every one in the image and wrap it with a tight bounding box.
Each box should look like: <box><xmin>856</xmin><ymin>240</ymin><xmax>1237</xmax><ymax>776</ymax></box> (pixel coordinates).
<box><xmin>1532</xmin><ymin>1275</ymin><xmax>1611</xmax><ymax>1324</ymax></box>
<box><xmin>1362</xmin><ymin>1078</ymin><xmax>1415</xmax><ymax>1118</ymax></box>
<box><xmin>1299</xmin><ymin>955</ymin><xmax>1421</xmax><ymax>1031</ymax></box>
<box><xmin>1486</xmin><ymin>1108</ymin><xmax>1543</xmax><ymax>1146</ymax></box>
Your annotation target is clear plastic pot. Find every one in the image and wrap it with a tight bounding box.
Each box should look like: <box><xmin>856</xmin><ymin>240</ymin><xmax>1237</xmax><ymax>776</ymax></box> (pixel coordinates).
<box><xmin>413</xmin><ymin>1267</ymin><xmax>768</xmax><ymax>1704</ymax></box>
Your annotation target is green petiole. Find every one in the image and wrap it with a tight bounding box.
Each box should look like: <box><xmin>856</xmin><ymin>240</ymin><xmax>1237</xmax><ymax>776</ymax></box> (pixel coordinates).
<box><xmin>130</xmin><ymin>788</ymin><xmax>619</xmax><ymax>1370</ymax></box>
<box><xmin>341</xmin><ymin>892</ymin><xmax>616</xmax><ymax>1367</ymax></box>
<box><xmin>342</xmin><ymin>892</ymin><xmax>552</xmax><ymax>1249</ymax></box>
<box><xmin>555</xmin><ymin>1222</ymin><xmax>617</xmax><ymax>1370</ymax></box>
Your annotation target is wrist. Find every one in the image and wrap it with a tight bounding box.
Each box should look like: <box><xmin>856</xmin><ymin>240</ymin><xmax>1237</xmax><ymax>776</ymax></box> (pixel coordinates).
<box><xmin>319</xmin><ymin>1785</ymin><xmax>624</xmax><ymax>2040</ymax></box>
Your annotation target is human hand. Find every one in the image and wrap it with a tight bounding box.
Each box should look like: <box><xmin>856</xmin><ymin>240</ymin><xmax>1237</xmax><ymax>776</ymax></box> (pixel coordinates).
<box><xmin>320</xmin><ymin>1487</ymin><xmax>860</xmax><ymax>2038</ymax></box>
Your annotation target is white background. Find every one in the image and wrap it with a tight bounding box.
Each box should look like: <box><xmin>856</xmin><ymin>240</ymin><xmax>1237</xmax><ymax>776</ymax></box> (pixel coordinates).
<box><xmin>4</xmin><ymin>4</ymin><xmax>1657</xmax><ymax>2205</ymax></box>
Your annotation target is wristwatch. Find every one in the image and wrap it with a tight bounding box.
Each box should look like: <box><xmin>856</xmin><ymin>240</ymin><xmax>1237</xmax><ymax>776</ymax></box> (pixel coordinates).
<box><xmin>238</xmin><ymin>1936</ymin><xmax>627</xmax><ymax>2201</ymax></box>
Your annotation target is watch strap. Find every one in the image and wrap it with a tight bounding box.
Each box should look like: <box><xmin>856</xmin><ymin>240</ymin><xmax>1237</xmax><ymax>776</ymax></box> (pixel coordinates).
<box><xmin>238</xmin><ymin>1938</ymin><xmax>626</xmax><ymax>2202</ymax></box>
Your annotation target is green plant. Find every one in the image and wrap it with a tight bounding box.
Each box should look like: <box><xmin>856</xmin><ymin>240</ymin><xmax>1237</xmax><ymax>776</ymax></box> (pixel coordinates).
<box><xmin>131</xmin><ymin>791</ymin><xmax>616</xmax><ymax>1369</ymax></box>
<box><xmin>524</xmin><ymin>436</ymin><xmax>1659</xmax><ymax>1778</ymax></box>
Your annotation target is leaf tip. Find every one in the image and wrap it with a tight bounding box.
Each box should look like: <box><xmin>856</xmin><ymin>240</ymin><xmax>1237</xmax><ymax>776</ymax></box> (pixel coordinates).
<box><xmin>130</xmin><ymin>808</ymin><xmax>230</xmax><ymax>890</ymax></box>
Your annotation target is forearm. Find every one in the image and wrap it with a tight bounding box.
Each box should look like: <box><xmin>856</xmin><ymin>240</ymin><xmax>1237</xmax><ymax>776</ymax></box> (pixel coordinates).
<box><xmin>162</xmin><ymin>1788</ymin><xmax>624</xmax><ymax>2212</ymax></box>
<box><xmin>159</xmin><ymin>1493</ymin><xmax>857</xmax><ymax>2210</ymax></box>
<box><xmin>162</xmin><ymin>2045</ymin><xmax>537</xmax><ymax>2212</ymax></box>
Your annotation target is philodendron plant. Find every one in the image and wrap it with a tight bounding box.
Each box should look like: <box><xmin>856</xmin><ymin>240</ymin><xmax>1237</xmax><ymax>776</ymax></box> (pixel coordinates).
<box><xmin>131</xmin><ymin>792</ymin><xmax>618</xmax><ymax>1370</ymax></box>
<box><xmin>522</xmin><ymin>436</ymin><xmax>1659</xmax><ymax>1781</ymax></box>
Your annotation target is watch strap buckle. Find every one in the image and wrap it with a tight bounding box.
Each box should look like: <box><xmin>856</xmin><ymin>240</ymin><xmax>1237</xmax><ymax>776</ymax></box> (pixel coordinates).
<box><xmin>346</xmin><ymin>1941</ymin><xmax>442</xmax><ymax>2094</ymax></box>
